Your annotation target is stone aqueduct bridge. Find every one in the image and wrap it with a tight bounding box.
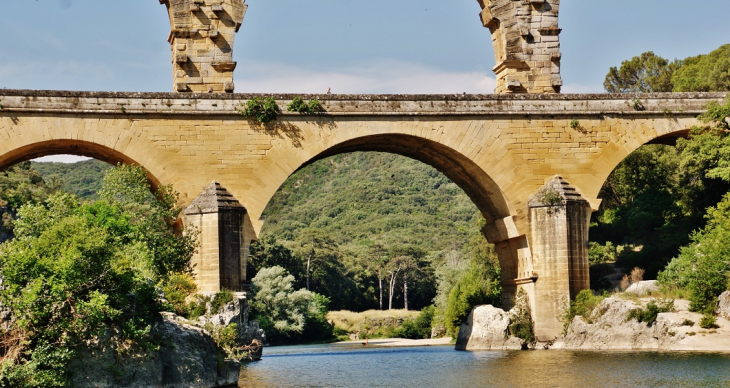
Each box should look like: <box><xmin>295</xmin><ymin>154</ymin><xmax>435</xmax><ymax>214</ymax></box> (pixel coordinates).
<box><xmin>0</xmin><ymin>89</ymin><xmax>725</xmax><ymax>339</ymax></box>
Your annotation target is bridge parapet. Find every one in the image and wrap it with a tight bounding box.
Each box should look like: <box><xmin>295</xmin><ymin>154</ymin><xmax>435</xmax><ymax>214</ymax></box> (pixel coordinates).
<box><xmin>0</xmin><ymin>89</ymin><xmax>727</xmax><ymax>336</ymax></box>
<box><xmin>0</xmin><ymin>90</ymin><xmax>724</xmax><ymax>117</ymax></box>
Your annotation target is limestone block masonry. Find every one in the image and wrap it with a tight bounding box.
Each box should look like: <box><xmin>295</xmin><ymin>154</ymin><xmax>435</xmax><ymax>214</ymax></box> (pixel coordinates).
<box><xmin>0</xmin><ymin>89</ymin><xmax>725</xmax><ymax>333</ymax></box>
<box><xmin>528</xmin><ymin>176</ymin><xmax>591</xmax><ymax>340</ymax></box>
<box><xmin>159</xmin><ymin>0</ymin><xmax>247</xmax><ymax>93</ymax></box>
<box><xmin>477</xmin><ymin>0</ymin><xmax>562</xmax><ymax>94</ymax></box>
<box><xmin>184</xmin><ymin>182</ymin><xmax>249</xmax><ymax>292</ymax></box>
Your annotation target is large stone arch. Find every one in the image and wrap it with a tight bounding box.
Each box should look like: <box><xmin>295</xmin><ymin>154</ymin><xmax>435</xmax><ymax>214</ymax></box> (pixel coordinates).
<box><xmin>251</xmin><ymin>125</ymin><xmax>532</xmax><ymax>310</ymax></box>
<box><xmin>581</xmin><ymin>116</ymin><xmax>700</xmax><ymax>205</ymax></box>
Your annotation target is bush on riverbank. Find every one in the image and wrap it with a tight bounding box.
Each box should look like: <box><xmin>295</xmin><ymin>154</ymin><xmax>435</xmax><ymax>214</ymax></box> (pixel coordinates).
<box><xmin>327</xmin><ymin>308</ymin><xmax>436</xmax><ymax>340</ymax></box>
<box><xmin>249</xmin><ymin>266</ymin><xmax>333</xmax><ymax>345</ymax></box>
<box><xmin>565</xmin><ymin>290</ymin><xmax>606</xmax><ymax>328</ymax></box>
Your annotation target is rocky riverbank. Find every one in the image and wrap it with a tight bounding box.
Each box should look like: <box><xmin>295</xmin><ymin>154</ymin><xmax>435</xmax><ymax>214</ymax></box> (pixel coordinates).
<box><xmin>69</xmin><ymin>293</ymin><xmax>265</xmax><ymax>387</ymax></box>
<box><xmin>457</xmin><ymin>289</ymin><xmax>730</xmax><ymax>352</ymax></box>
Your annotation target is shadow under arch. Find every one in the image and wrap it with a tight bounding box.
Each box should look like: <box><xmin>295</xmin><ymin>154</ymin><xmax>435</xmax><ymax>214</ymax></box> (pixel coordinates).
<box><xmin>298</xmin><ymin>133</ymin><xmax>514</xmax><ymax>223</ymax></box>
<box><xmin>0</xmin><ymin>139</ymin><xmax>162</xmax><ymax>190</ymax></box>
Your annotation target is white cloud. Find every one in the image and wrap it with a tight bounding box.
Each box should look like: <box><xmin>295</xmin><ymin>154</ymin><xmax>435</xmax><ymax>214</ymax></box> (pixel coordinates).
<box><xmin>33</xmin><ymin>155</ymin><xmax>91</xmax><ymax>164</ymax></box>
<box><xmin>236</xmin><ymin>60</ymin><xmax>497</xmax><ymax>94</ymax></box>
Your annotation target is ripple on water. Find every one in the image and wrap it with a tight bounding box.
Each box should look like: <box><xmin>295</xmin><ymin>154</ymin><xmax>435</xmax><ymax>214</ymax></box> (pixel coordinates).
<box><xmin>239</xmin><ymin>345</ymin><xmax>730</xmax><ymax>387</ymax></box>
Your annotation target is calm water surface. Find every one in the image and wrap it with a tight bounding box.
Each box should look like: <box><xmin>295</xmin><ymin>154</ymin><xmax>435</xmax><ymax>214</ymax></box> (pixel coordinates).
<box><xmin>239</xmin><ymin>343</ymin><xmax>730</xmax><ymax>387</ymax></box>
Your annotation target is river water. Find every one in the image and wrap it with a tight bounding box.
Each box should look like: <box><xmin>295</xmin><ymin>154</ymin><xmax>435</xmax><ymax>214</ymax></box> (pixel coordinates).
<box><xmin>239</xmin><ymin>343</ymin><xmax>730</xmax><ymax>387</ymax></box>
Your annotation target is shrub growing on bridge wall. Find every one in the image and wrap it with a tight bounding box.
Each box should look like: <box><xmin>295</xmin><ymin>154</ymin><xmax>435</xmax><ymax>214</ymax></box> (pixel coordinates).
<box><xmin>239</xmin><ymin>97</ymin><xmax>280</xmax><ymax>124</ymax></box>
<box><xmin>287</xmin><ymin>96</ymin><xmax>324</xmax><ymax>115</ymax></box>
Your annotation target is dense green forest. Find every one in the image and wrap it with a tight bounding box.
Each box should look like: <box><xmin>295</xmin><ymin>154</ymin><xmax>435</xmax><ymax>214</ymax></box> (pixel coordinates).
<box><xmin>31</xmin><ymin>159</ymin><xmax>111</xmax><ymax>200</ymax></box>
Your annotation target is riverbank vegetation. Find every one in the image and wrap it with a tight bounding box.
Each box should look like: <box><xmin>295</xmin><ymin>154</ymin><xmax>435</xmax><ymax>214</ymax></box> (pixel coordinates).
<box><xmin>589</xmin><ymin>44</ymin><xmax>730</xmax><ymax>316</ymax></box>
<box><xmin>0</xmin><ymin>165</ymin><xmax>198</xmax><ymax>386</ymax></box>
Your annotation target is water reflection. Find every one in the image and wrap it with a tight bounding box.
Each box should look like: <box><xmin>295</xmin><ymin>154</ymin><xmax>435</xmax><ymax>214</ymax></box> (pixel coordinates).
<box><xmin>240</xmin><ymin>344</ymin><xmax>730</xmax><ymax>387</ymax></box>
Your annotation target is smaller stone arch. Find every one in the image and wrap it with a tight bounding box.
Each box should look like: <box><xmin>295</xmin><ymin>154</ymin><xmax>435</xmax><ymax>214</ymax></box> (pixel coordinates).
<box><xmin>0</xmin><ymin>139</ymin><xmax>162</xmax><ymax>190</ymax></box>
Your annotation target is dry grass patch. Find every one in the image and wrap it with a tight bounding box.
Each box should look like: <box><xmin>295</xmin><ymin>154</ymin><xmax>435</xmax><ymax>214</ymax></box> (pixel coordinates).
<box><xmin>327</xmin><ymin>310</ymin><xmax>420</xmax><ymax>332</ymax></box>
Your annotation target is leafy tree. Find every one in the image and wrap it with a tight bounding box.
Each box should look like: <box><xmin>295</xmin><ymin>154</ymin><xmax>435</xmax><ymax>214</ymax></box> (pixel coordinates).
<box><xmin>441</xmin><ymin>233</ymin><xmax>501</xmax><ymax>336</ymax></box>
<box><xmin>659</xmin><ymin>194</ymin><xmax>730</xmax><ymax>312</ymax></box>
<box><xmin>672</xmin><ymin>44</ymin><xmax>730</xmax><ymax>92</ymax></box>
<box><xmin>604</xmin><ymin>52</ymin><xmax>678</xmax><ymax>93</ymax></box>
<box><xmin>443</xmin><ymin>264</ymin><xmax>501</xmax><ymax>336</ymax></box>
<box><xmin>603</xmin><ymin>45</ymin><xmax>730</xmax><ymax>94</ymax></box>
<box><xmin>98</xmin><ymin>164</ymin><xmax>196</xmax><ymax>278</ymax></box>
<box><xmin>594</xmin><ymin>45</ymin><xmax>730</xmax><ymax>282</ymax></box>
<box><xmin>247</xmin><ymin>235</ymin><xmax>305</xmax><ymax>282</ymax></box>
<box><xmin>0</xmin><ymin>164</ymin><xmax>195</xmax><ymax>386</ymax></box>
<box><xmin>249</xmin><ymin>266</ymin><xmax>332</xmax><ymax>344</ymax></box>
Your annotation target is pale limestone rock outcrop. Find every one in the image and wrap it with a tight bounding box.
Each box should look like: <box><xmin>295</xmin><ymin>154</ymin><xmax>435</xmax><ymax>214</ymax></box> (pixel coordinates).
<box><xmin>455</xmin><ymin>305</ymin><xmax>523</xmax><ymax>350</ymax></box>
<box><xmin>561</xmin><ymin>296</ymin><xmax>683</xmax><ymax>350</ymax></box>
<box><xmin>719</xmin><ymin>291</ymin><xmax>730</xmax><ymax>320</ymax></box>
<box><xmin>69</xmin><ymin>312</ymin><xmax>239</xmax><ymax>387</ymax></box>
<box><xmin>196</xmin><ymin>293</ymin><xmax>266</xmax><ymax>346</ymax></box>
<box><xmin>625</xmin><ymin>280</ymin><xmax>660</xmax><ymax>296</ymax></box>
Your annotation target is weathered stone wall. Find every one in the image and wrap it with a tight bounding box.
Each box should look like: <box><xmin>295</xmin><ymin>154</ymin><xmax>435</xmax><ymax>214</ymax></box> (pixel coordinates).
<box><xmin>0</xmin><ymin>89</ymin><xmax>725</xmax><ymax>333</ymax></box>
<box><xmin>159</xmin><ymin>0</ymin><xmax>247</xmax><ymax>93</ymax></box>
<box><xmin>477</xmin><ymin>0</ymin><xmax>562</xmax><ymax>93</ymax></box>
<box><xmin>528</xmin><ymin>177</ymin><xmax>591</xmax><ymax>340</ymax></box>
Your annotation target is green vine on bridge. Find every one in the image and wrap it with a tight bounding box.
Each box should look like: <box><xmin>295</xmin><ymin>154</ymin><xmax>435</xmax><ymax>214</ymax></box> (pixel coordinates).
<box><xmin>287</xmin><ymin>96</ymin><xmax>325</xmax><ymax>115</ymax></box>
<box><xmin>239</xmin><ymin>97</ymin><xmax>281</xmax><ymax>124</ymax></box>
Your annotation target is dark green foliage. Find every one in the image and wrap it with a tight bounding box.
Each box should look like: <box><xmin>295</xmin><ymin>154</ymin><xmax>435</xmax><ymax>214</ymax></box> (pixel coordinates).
<box><xmin>260</xmin><ymin>152</ymin><xmax>484</xmax><ymax>312</ymax></box>
<box><xmin>656</xmin><ymin>99</ymin><xmax>730</xmax><ymax>312</ymax></box>
<box><xmin>211</xmin><ymin>289</ymin><xmax>234</xmax><ymax>315</ymax></box>
<box><xmin>31</xmin><ymin>159</ymin><xmax>111</xmax><ymax>200</ymax></box>
<box><xmin>660</xmin><ymin>193</ymin><xmax>730</xmax><ymax>312</ymax></box>
<box><xmin>0</xmin><ymin>162</ymin><xmax>60</xmax><ymax>242</ymax></box>
<box><xmin>0</xmin><ymin>165</ymin><xmax>196</xmax><ymax>386</ymax></box>
<box><xmin>699</xmin><ymin>314</ymin><xmax>718</xmax><ymax>329</ymax></box>
<box><xmin>301</xmin><ymin>293</ymin><xmax>334</xmax><ymax>342</ymax></box>
<box><xmin>603</xmin><ymin>45</ymin><xmax>730</xmax><ymax>94</ymax></box>
<box><xmin>596</xmin><ymin>47</ymin><xmax>730</xmax><ymax>285</ymax></box>
<box><xmin>604</xmin><ymin>51</ymin><xmax>677</xmax><ymax>93</ymax></box>
<box><xmin>287</xmin><ymin>96</ymin><xmax>324</xmax><ymax>114</ymax></box>
<box><xmin>240</xmin><ymin>97</ymin><xmax>280</xmax><ymax>124</ymax></box>
<box><xmin>565</xmin><ymin>290</ymin><xmax>605</xmax><ymax>327</ymax></box>
<box><xmin>396</xmin><ymin>306</ymin><xmax>435</xmax><ymax>340</ymax></box>
<box><xmin>443</xmin><ymin>263</ymin><xmax>501</xmax><ymax>335</ymax></box>
<box><xmin>626</xmin><ymin>300</ymin><xmax>674</xmax><ymax>326</ymax></box>
<box><xmin>0</xmin><ymin>161</ymin><xmax>59</xmax><ymax>210</ymax></box>
<box><xmin>672</xmin><ymin>44</ymin><xmax>730</xmax><ymax>92</ymax></box>
<box><xmin>248</xmin><ymin>235</ymin><xmax>305</xmax><ymax>281</ymax></box>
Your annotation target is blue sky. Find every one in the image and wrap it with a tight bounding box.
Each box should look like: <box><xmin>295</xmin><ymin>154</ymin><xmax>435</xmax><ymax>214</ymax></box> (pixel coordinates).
<box><xmin>1</xmin><ymin>0</ymin><xmax>728</xmax><ymax>161</ymax></box>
